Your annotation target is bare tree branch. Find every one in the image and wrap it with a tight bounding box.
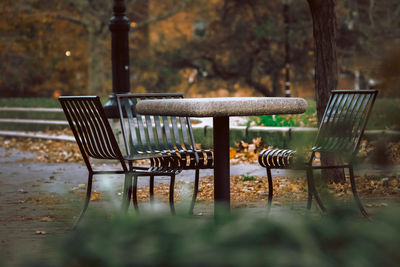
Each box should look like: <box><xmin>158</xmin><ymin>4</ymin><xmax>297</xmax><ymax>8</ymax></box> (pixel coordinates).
<box><xmin>369</xmin><ymin>0</ymin><xmax>375</xmax><ymax>27</ymax></box>
<box><xmin>131</xmin><ymin>1</ymin><xmax>189</xmax><ymax>31</ymax></box>
<box><xmin>50</xmin><ymin>13</ymin><xmax>89</xmax><ymax>28</ymax></box>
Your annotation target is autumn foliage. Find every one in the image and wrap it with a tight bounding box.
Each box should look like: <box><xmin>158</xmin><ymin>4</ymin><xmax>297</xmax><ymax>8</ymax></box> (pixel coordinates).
<box><xmin>1</xmin><ymin>0</ymin><xmax>399</xmax><ymax>98</ymax></box>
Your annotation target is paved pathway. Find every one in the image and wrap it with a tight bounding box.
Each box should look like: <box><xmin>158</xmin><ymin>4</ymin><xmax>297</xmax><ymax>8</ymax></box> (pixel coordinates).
<box><xmin>0</xmin><ymin>147</ymin><xmax>275</xmax><ymax>264</ymax></box>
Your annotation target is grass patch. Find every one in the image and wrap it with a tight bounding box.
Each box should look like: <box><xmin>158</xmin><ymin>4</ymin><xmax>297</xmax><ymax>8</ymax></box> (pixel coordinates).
<box><xmin>0</xmin><ymin>111</ymin><xmax>66</xmax><ymax>120</ymax></box>
<box><xmin>0</xmin><ymin>98</ymin><xmax>60</xmax><ymax>108</ymax></box>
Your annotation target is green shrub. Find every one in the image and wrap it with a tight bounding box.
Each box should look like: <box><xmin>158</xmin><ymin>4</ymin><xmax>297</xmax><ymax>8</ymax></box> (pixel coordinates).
<box><xmin>249</xmin><ymin>99</ymin><xmax>317</xmax><ymax>127</ymax></box>
<box><xmin>22</xmin><ymin>205</ymin><xmax>400</xmax><ymax>267</ymax></box>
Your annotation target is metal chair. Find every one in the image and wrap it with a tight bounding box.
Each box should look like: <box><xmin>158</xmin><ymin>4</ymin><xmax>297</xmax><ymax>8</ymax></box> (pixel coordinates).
<box><xmin>117</xmin><ymin>93</ymin><xmax>214</xmax><ymax>214</ymax></box>
<box><xmin>59</xmin><ymin>96</ymin><xmax>179</xmax><ymax>227</ymax></box>
<box><xmin>258</xmin><ymin>90</ymin><xmax>378</xmax><ymax>217</ymax></box>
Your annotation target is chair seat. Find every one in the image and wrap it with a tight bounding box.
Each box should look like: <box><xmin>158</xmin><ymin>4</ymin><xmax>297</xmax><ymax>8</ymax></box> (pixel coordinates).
<box><xmin>168</xmin><ymin>149</ymin><xmax>213</xmax><ymax>169</ymax></box>
<box><xmin>258</xmin><ymin>149</ymin><xmax>296</xmax><ymax>168</ymax></box>
<box><xmin>125</xmin><ymin>152</ymin><xmax>183</xmax><ymax>173</ymax></box>
<box><xmin>124</xmin><ymin>152</ymin><xmax>166</xmax><ymax>161</ymax></box>
<box><xmin>134</xmin><ymin>165</ymin><xmax>182</xmax><ymax>175</ymax></box>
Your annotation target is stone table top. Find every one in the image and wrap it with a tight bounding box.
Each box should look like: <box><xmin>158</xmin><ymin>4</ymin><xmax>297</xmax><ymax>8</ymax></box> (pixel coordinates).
<box><xmin>136</xmin><ymin>97</ymin><xmax>307</xmax><ymax>117</ymax></box>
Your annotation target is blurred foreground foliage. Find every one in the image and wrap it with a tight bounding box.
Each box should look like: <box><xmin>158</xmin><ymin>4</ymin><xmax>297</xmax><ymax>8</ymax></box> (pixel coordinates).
<box><xmin>21</xmin><ymin>205</ymin><xmax>400</xmax><ymax>267</ymax></box>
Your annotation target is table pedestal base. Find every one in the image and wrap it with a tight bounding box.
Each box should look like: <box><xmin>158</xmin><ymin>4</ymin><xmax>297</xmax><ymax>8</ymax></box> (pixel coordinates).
<box><xmin>213</xmin><ymin>116</ymin><xmax>230</xmax><ymax>214</ymax></box>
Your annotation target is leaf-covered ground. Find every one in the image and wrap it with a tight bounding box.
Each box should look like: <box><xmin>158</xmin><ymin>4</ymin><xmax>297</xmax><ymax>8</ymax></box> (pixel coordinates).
<box><xmin>1</xmin><ymin>132</ymin><xmax>400</xmax><ymax>205</ymax></box>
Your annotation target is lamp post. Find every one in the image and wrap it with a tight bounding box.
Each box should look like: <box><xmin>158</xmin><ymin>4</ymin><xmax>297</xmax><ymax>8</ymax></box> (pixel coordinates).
<box><xmin>104</xmin><ymin>0</ymin><xmax>130</xmax><ymax>118</ymax></box>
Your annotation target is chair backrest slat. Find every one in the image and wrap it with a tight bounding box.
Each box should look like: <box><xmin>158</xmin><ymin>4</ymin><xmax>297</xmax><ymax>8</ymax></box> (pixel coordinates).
<box><xmin>162</xmin><ymin>95</ymin><xmax>182</xmax><ymax>151</ymax></box>
<box><xmin>328</xmin><ymin>93</ymin><xmax>353</xmax><ymax>151</ymax></box>
<box><xmin>170</xmin><ymin>116</ymin><xmax>184</xmax><ymax>150</ymax></box>
<box><xmin>313</xmin><ymin>90</ymin><xmax>377</xmax><ymax>156</ymax></box>
<box><xmin>135</xmin><ymin>107</ymin><xmax>151</xmax><ymax>154</ymax></box>
<box><xmin>86</xmin><ymin>100</ymin><xmax>119</xmax><ymax>159</ymax></box>
<box><xmin>153</xmin><ymin>115</ymin><xmax>168</xmax><ymax>151</ymax></box>
<box><xmin>64</xmin><ymin>101</ymin><xmax>95</xmax><ymax>157</ymax></box>
<box><xmin>180</xmin><ymin>116</ymin><xmax>192</xmax><ymax>150</ymax></box>
<box><xmin>117</xmin><ymin>93</ymin><xmax>195</xmax><ymax>158</ymax></box>
<box><xmin>118</xmin><ymin>98</ymin><xmax>138</xmax><ymax>155</ymax></box>
<box><xmin>67</xmin><ymin>100</ymin><xmax>105</xmax><ymax>159</ymax></box>
<box><xmin>141</xmin><ymin>96</ymin><xmax>159</xmax><ymax>152</ymax></box>
<box><xmin>77</xmin><ymin>100</ymin><xmax>106</xmax><ymax>158</ymax></box>
<box><xmin>59</xmin><ymin>96</ymin><xmax>124</xmax><ymax>164</ymax></box>
<box><xmin>162</xmin><ymin>115</ymin><xmax>175</xmax><ymax>150</ymax></box>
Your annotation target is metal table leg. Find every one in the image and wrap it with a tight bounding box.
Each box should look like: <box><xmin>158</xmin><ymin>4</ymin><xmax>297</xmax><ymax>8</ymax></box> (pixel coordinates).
<box><xmin>213</xmin><ymin>116</ymin><xmax>230</xmax><ymax>214</ymax></box>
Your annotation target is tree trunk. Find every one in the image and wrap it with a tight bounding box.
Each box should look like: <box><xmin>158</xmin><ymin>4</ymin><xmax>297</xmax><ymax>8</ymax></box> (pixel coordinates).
<box><xmin>87</xmin><ymin>28</ymin><xmax>106</xmax><ymax>95</ymax></box>
<box><xmin>271</xmin><ymin>71</ymin><xmax>281</xmax><ymax>96</ymax></box>
<box><xmin>307</xmin><ymin>0</ymin><xmax>345</xmax><ymax>183</ymax></box>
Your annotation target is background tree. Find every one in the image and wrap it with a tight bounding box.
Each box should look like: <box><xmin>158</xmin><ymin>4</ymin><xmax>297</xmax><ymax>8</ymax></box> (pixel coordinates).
<box><xmin>45</xmin><ymin>0</ymin><xmax>190</xmax><ymax>95</ymax></box>
<box><xmin>307</xmin><ymin>0</ymin><xmax>346</xmax><ymax>184</ymax></box>
<box><xmin>1</xmin><ymin>0</ymin><xmax>398</xmax><ymax>98</ymax></box>
<box><xmin>0</xmin><ymin>0</ymin><xmax>88</xmax><ymax>97</ymax></box>
<box><xmin>0</xmin><ymin>0</ymin><xmax>190</xmax><ymax>97</ymax></box>
<box><xmin>336</xmin><ymin>0</ymin><xmax>400</xmax><ymax>95</ymax></box>
<box><xmin>133</xmin><ymin>0</ymin><xmax>314</xmax><ymax>97</ymax></box>
<box><xmin>306</xmin><ymin>0</ymin><xmax>400</xmax><ymax>183</ymax></box>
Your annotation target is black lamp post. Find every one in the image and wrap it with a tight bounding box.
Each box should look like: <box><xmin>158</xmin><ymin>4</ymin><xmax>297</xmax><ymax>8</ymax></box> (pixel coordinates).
<box><xmin>104</xmin><ymin>0</ymin><xmax>130</xmax><ymax>118</ymax></box>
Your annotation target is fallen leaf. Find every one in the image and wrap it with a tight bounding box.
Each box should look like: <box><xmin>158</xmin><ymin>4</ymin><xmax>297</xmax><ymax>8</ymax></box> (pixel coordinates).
<box><xmin>229</xmin><ymin>148</ymin><xmax>237</xmax><ymax>159</ymax></box>
<box><xmin>390</xmin><ymin>179</ymin><xmax>399</xmax><ymax>187</ymax></box>
<box><xmin>90</xmin><ymin>192</ymin><xmax>100</xmax><ymax>201</ymax></box>
<box><xmin>40</xmin><ymin>216</ymin><xmax>54</xmax><ymax>222</ymax></box>
<box><xmin>35</xmin><ymin>230</ymin><xmax>47</xmax><ymax>235</ymax></box>
<box><xmin>248</xmin><ymin>144</ymin><xmax>256</xmax><ymax>153</ymax></box>
<box><xmin>252</xmin><ymin>137</ymin><xmax>263</xmax><ymax>148</ymax></box>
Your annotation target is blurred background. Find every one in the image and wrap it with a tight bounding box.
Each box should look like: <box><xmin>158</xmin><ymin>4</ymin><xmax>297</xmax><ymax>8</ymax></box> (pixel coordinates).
<box><xmin>0</xmin><ymin>0</ymin><xmax>399</xmax><ymax>99</ymax></box>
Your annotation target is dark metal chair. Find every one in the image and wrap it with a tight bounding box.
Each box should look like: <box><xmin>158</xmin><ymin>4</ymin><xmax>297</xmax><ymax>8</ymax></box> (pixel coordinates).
<box><xmin>258</xmin><ymin>90</ymin><xmax>378</xmax><ymax>217</ymax></box>
<box><xmin>59</xmin><ymin>96</ymin><xmax>179</xmax><ymax>227</ymax></box>
<box><xmin>117</xmin><ymin>93</ymin><xmax>214</xmax><ymax>214</ymax></box>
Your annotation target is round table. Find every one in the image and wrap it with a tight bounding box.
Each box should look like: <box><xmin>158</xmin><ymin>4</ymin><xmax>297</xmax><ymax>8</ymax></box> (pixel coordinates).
<box><xmin>136</xmin><ymin>97</ymin><xmax>307</xmax><ymax>214</ymax></box>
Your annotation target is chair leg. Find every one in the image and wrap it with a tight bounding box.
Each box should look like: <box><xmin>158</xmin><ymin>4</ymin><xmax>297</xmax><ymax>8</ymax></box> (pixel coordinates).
<box><xmin>306</xmin><ymin>168</ymin><xmax>326</xmax><ymax>212</ymax></box>
<box><xmin>349</xmin><ymin>165</ymin><xmax>369</xmax><ymax>218</ymax></box>
<box><xmin>149</xmin><ymin>175</ymin><xmax>155</xmax><ymax>204</ymax></box>
<box><xmin>169</xmin><ymin>174</ymin><xmax>176</xmax><ymax>214</ymax></box>
<box><xmin>189</xmin><ymin>169</ymin><xmax>200</xmax><ymax>215</ymax></box>
<box><xmin>266</xmin><ymin>168</ymin><xmax>273</xmax><ymax>213</ymax></box>
<box><xmin>122</xmin><ymin>172</ymin><xmax>134</xmax><ymax>213</ymax></box>
<box><xmin>132</xmin><ymin>174</ymin><xmax>139</xmax><ymax>212</ymax></box>
<box><xmin>73</xmin><ymin>172</ymin><xmax>93</xmax><ymax>229</ymax></box>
